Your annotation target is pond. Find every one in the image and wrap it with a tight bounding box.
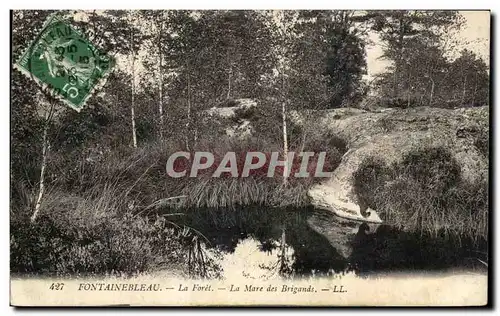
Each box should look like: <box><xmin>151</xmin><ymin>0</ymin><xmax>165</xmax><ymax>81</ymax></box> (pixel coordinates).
<box><xmin>166</xmin><ymin>206</ymin><xmax>488</xmax><ymax>279</ymax></box>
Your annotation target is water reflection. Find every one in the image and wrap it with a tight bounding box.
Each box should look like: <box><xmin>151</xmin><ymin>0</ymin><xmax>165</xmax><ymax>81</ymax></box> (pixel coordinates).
<box><xmin>164</xmin><ymin>206</ymin><xmax>487</xmax><ymax>279</ymax></box>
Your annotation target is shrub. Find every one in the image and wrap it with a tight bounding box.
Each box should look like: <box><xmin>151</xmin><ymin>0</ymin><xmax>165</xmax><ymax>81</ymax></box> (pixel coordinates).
<box><xmin>352</xmin><ymin>156</ymin><xmax>391</xmax><ymax>211</ymax></box>
<box><xmin>11</xmin><ymin>129</ymin><xmax>351</xmax><ymax>277</ymax></box>
<box><xmin>219</xmin><ymin>99</ymin><xmax>240</xmax><ymax>108</ymax></box>
<box><xmin>10</xmin><ymin>185</ymin><xmax>217</xmax><ymax>277</ymax></box>
<box><xmin>474</xmin><ymin>128</ymin><xmax>489</xmax><ymax>157</ymax></box>
<box><xmin>352</xmin><ymin>147</ymin><xmax>488</xmax><ymax>242</ymax></box>
<box><xmin>233</xmin><ymin>105</ymin><xmax>258</xmax><ymax>123</ymax></box>
<box><xmin>375</xmin><ymin>96</ymin><xmax>421</xmax><ymax>109</ymax></box>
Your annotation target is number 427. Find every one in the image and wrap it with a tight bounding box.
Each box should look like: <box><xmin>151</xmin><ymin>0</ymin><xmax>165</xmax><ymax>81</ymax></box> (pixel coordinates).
<box><xmin>49</xmin><ymin>282</ymin><xmax>64</xmax><ymax>290</ymax></box>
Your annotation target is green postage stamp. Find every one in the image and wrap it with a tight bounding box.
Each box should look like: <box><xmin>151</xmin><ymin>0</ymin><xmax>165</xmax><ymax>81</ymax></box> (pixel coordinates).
<box><xmin>15</xmin><ymin>14</ymin><xmax>113</xmax><ymax>112</ymax></box>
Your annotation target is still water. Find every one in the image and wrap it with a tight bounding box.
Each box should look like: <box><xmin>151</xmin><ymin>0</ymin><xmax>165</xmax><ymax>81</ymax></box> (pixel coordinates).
<box><xmin>168</xmin><ymin>206</ymin><xmax>487</xmax><ymax>279</ymax></box>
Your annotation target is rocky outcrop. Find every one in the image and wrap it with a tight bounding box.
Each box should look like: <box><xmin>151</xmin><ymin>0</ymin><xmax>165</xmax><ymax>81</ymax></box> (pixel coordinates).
<box><xmin>204</xmin><ymin>98</ymin><xmax>257</xmax><ymax>139</ymax></box>
<box><xmin>306</xmin><ymin>106</ymin><xmax>489</xmax><ymax>224</ymax></box>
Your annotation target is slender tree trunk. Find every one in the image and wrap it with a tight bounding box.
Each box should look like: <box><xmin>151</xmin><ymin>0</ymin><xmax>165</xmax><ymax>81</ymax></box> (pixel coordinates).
<box><xmin>461</xmin><ymin>76</ymin><xmax>467</xmax><ymax>106</ymax></box>
<box><xmin>193</xmin><ymin>128</ymin><xmax>198</xmax><ymax>148</ymax></box>
<box><xmin>299</xmin><ymin>130</ymin><xmax>307</xmax><ymax>153</ymax></box>
<box><xmin>429</xmin><ymin>78</ymin><xmax>435</xmax><ymax>107</ymax></box>
<box><xmin>227</xmin><ymin>63</ymin><xmax>232</xmax><ymax>100</ymax></box>
<box><xmin>278</xmin><ymin>11</ymin><xmax>289</xmax><ymax>187</ymax></box>
<box><xmin>393</xmin><ymin>20</ymin><xmax>405</xmax><ymax>98</ymax></box>
<box><xmin>31</xmin><ymin>103</ymin><xmax>54</xmax><ymax>223</ymax></box>
<box><xmin>407</xmin><ymin>74</ymin><xmax>411</xmax><ymax>108</ymax></box>
<box><xmin>279</xmin><ymin>227</ymin><xmax>287</xmax><ymax>274</ymax></box>
<box><xmin>282</xmin><ymin>75</ymin><xmax>288</xmax><ymax>186</ymax></box>
<box><xmin>185</xmin><ymin>64</ymin><xmax>191</xmax><ymax>151</ymax></box>
<box><xmin>130</xmin><ymin>25</ymin><xmax>137</xmax><ymax>148</ymax></box>
<box><xmin>472</xmin><ymin>74</ymin><xmax>478</xmax><ymax>105</ymax></box>
<box><xmin>158</xmin><ymin>21</ymin><xmax>164</xmax><ymax>140</ymax></box>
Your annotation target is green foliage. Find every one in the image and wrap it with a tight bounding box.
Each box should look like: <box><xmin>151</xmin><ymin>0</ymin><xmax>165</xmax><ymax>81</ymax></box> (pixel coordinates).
<box><xmin>10</xmin><ymin>74</ymin><xmax>44</xmax><ymax>184</ymax></box>
<box><xmin>232</xmin><ymin>104</ymin><xmax>258</xmax><ymax>123</ymax></box>
<box><xmin>352</xmin><ymin>156</ymin><xmax>391</xmax><ymax>209</ymax></box>
<box><xmin>447</xmin><ymin>49</ymin><xmax>490</xmax><ymax>106</ymax></box>
<box><xmin>135</xmin><ymin>118</ymin><xmax>156</xmax><ymax>142</ymax></box>
<box><xmin>52</xmin><ymin>106</ymin><xmax>110</xmax><ymax>150</ymax></box>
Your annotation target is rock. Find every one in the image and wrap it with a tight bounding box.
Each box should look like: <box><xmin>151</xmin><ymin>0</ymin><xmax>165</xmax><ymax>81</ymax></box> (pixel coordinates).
<box><xmin>226</xmin><ymin>119</ymin><xmax>253</xmax><ymax>139</ymax></box>
<box><xmin>306</xmin><ymin>106</ymin><xmax>489</xmax><ymax>224</ymax></box>
<box><xmin>204</xmin><ymin>98</ymin><xmax>257</xmax><ymax>139</ymax></box>
<box><xmin>205</xmin><ymin>98</ymin><xmax>257</xmax><ymax>119</ymax></box>
<box><xmin>307</xmin><ymin>211</ymin><xmax>381</xmax><ymax>259</ymax></box>
<box><xmin>309</xmin><ymin>181</ymin><xmax>383</xmax><ymax>224</ymax></box>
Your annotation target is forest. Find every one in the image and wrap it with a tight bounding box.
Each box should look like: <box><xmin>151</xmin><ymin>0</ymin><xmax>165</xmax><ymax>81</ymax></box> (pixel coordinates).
<box><xmin>11</xmin><ymin>10</ymin><xmax>489</xmax><ymax>277</ymax></box>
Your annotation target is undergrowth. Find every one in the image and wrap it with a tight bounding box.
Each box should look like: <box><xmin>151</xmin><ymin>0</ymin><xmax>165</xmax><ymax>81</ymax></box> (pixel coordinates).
<box><xmin>353</xmin><ymin>147</ymin><xmax>488</xmax><ymax>243</ymax></box>
<box><xmin>11</xmin><ymin>133</ymin><xmax>348</xmax><ymax>276</ymax></box>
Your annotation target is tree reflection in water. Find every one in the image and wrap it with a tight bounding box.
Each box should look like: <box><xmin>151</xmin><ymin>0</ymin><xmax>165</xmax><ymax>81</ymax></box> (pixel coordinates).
<box><xmin>160</xmin><ymin>206</ymin><xmax>487</xmax><ymax>279</ymax></box>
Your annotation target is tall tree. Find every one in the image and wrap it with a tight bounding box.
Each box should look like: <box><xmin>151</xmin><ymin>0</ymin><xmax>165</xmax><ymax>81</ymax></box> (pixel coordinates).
<box><xmin>374</xmin><ymin>35</ymin><xmax>449</xmax><ymax>107</ymax></box>
<box><xmin>291</xmin><ymin>10</ymin><xmax>368</xmax><ymax>109</ymax></box>
<box><xmin>448</xmin><ymin>49</ymin><xmax>489</xmax><ymax>107</ymax></box>
<box><xmin>142</xmin><ymin>10</ymin><xmax>168</xmax><ymax>140</ymax></box>
<box><xmin>267</xmin><ymin>10</ymin><xmax>298</xmax><ymax>186</ymax></box>
<box><xmin>162</xmin><ymin>10</ymin><xmax>276</xmax><ymax>149</ymax></box>
<box><xmin>161</xmin><ymin>10</ymin><xmax>198</xmax><ymax>150</ymax></box>
<box><xmin>75</xmin><ymin>10</ymin><xmax>144</xmax><ymax>147</ymax></box>
<box><xmin>365</xmin><ymin>10</ymin><xmax>462</xmax><ymax>98</ymax></box>
<box><xmin>12</xmin><ymin>10</ymin><xmax>60</xmax><ymax>222</ymax></box>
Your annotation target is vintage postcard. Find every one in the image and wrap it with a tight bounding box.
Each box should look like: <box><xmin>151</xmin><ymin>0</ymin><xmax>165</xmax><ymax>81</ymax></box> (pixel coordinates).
<box><xmin>10</xmin><ymin>9</ymin><xmax>490</xmax><ymax>306</ymax></box>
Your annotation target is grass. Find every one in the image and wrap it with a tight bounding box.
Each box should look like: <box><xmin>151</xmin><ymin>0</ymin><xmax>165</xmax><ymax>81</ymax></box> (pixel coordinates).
<box><xmin>10</xmin><ymin>182</ymin><xmax>220</xmax><ymax>278</ymax></box>
<box><xmin>11</xmin><ymin>132</ymin><xmax>348</xmax><ymax>276</ymax></box>
<box><xmin>13</xmin><ymin>127</ymin><xmax>488</xmax><ymax>276</ymax></box>
<box><xmin>46</xmin><ymin>134</ymin><xmax>347</xmax><ymax>210</ymax></box>
<box><xmin>352</xmin><ymin>146</ymin><xmax>488</xmax><ymax>243</ymax></box>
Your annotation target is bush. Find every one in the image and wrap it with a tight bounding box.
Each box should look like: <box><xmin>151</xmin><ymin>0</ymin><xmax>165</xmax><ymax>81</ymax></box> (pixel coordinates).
<box><xmin>10</xmin><ymin>185</ymin><xmax>214</xmax><ymax>277</ymax></box>
<box><xmin>352</xmin><ymin>156</ymin><xmax>391</xmax><ymax>211</ymax></box>
<box><xmin>375</xmin><ymin>96</ymin><xmax>421</xmax><ymax>109</ymax></box>
<box><xmin>11</xmin><ymin>128</ymin><xmax>351</xmax><ymax>277</ymax></box>
<box><xmin>474</xmin><ymin>128</ymin><xmax>489</xmax><ymax>157</ymax></box>
<box><xmin>219</xmin><ymin>99</ymin><xmax>240</xmax><ymax>108</ymax></box>
<box><xmin>352</xmin><ymin>147</ymin><xmax>488</xmax><ymax>242</ymax></box>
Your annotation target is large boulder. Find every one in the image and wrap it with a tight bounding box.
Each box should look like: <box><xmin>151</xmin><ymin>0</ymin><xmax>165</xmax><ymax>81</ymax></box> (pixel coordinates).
<box><xmin>306</xmin><ymin>106</ymin><xmax>489</xmax><ymax>223</ymax></box>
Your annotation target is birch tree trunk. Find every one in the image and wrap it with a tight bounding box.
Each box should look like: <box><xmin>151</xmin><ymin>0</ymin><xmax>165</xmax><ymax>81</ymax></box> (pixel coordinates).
<box><xmin>158</xmin><ymin>21</ymin><xmax>164</xmax><ymax>140</ymax></box>
<box><xmin>472</xmin><ymin>74</ymin><xmax>478</xmax><ymax>105</ymax></box>
<box><xmin>227</xmin><ymin>63</ymin><xmax>232</xmax><ymax>100</ymax></box>
<box><xmin>392</xmin><ymin>20</ymin><xmax>405</xmax><ymax>98</ymax></box>
<box><xmin>31</xmin><ymin>102</ymin><xmax>54</xmax><ymax>223</ymax></box>
<box><xmin>278</xmin><ymin>12</ymin><xmax>289</xmax><ymax>187</ymax></box>
<box><xmin>407</xmin><ymin>73</ymin><xmax>411</xmax><ymax>108</ymax></box>
<box><xmin>461</xmin><ymin>76</ymin><xmax>467</xmax><ymax>106</ymax></box>
<box><xmin>130</xmin><ymin>20</ymin><xmax>138</xmax><ymax>148</ymax></box>
<box><xmin>185</xmin><ymin>64</ymin><xmax>191</xmax><ymax>151</ymax></box>
<box><xmin>282</xmin><ymin>74</ymin><xmax>289</xmax><ymax>186</ymax></box>
<box><xmin>279</xmin><ymin>227</ymin><xmax>287</xmax><ymax>274</ymax></box>
<box><xmin>429</xmin><ymin>77</ymin><xmax>435</xmax><ymax>107</ymax></box>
